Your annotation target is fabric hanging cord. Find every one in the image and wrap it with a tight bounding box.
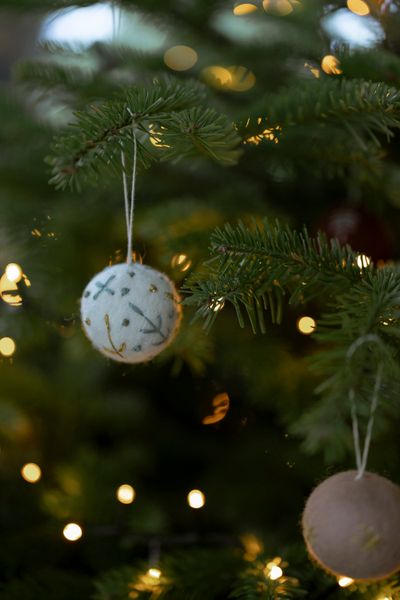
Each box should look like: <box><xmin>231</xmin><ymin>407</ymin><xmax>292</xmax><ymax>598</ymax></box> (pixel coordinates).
<box><xmin>346</xmin><ymin>334</ymin><xmax>384</xmax><ymax>480</ymax></box>
<box><xmin>111</xmin><ymin>1</ymin><xmax>122</xmax><ymax>41</ymax></box>
<box><xmin>120</xmin><ymin>131</ymin><xmax>138</xmax><ymax>264</ymax></box>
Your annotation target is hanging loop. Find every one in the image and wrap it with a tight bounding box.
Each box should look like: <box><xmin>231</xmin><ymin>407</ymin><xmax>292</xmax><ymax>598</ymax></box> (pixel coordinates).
<box><xmin>120</xmin><ymin>114</ymin><xmax>137</xmax><ymax>264</ymax></box>
<box><xmin>346</xmin><ymin>334</ymin><xmax>384</xmax><ymax>480</ymax></box>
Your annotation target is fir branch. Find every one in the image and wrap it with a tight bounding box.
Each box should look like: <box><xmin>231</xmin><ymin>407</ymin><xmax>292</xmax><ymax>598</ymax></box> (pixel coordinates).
<box><xmin>183</xmin><ymin>220</ymin><xmax>366</xmax><ymax>333</ymax></box>
<box><xmin>47</xmin><ymin>77</ymin><xmax>241</xmax><ymax>189</ymax></box>
<box><xmin>246</xmin><ymin>79</ymin><xmax>400</xmax><ymax>147</ymax></box>
<box><xmin>184</xmin><ymin>221</ymin><xmax>400</xmax><ymax>457</ymax></box>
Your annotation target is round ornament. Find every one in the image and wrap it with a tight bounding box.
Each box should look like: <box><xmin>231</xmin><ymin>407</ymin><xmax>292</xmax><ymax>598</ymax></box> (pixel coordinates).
<box><xmin>317</xmin><ymin>206</ymin><xmax>394</xmax><ymax>262</ymax></box>
<box><xmin>80</xmin><ymin>262</ymin><xmax>181</xmax><ymax>363</ymax></box>
<box><xmin>302</xmin><ymin>470</ymin><xmax>400</xmax><ymax>581</ymax></box>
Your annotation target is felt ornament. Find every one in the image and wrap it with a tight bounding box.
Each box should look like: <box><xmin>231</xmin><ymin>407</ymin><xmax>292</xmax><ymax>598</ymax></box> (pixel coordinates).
<box><xmin>80</xmin><ymin>128</ymin><xmax>182</xmax><ymax>363</ymax></box>
<box><xmin>302</xmin><ymin>470</ymin><xmax>400</xmax><ymax>581</ymax></box>
<box><xmin>81</xmin><ymin>262</ymin><xmax>181</xmax><ymax>364</ymax></box>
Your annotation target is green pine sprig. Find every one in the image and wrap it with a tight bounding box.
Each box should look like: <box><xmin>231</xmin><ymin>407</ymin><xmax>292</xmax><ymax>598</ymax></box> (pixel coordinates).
<box><xmin>47</xmin><ymin>76</ymin><xmax>241</xmax><ymax>190</ymax></box>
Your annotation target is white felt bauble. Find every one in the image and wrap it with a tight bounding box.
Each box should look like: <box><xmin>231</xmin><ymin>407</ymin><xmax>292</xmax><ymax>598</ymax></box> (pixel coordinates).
<box><xmin>80</xmin><ymin>262</ymin><xmax>181</xmax><ymax>363</ymax></box>
<box><xmin>302</xmin><ymin>470</ymin><xmax>400</xmax><ymax>581</ymax></box>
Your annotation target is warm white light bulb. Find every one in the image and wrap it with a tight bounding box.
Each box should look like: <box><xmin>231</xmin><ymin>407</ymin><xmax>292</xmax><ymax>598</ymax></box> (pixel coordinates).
<box><xmin>63</xmin><ymin>523</ymin><xmax>83</xmax><ymax>541</ymax></box>
<box><xmin>297</xmin><ymin>316</ymin><xmax>316</xmax><ymax>335</ymax></box>
<box><xmin>356</xmin><ymin>254</ymin><xmax>371</xmax><ymax>269</ymax></box>
<box><xmin>5</xmin><ymin>263</ymin><xmax>23</xmax><ymax>283</ymax></box>
<box><xmin>0</xmin><ymin>337</ymin><xmax>16</xmax><ymax>357</ymax></box>
<box><xmin>338</xmin><ymin>576</ymin><xmax>354</xmax><ymax>587</ymax></box>
<box><xmin>116</xmin><ymin>484</ymin><xmax>136</xmax><ymax>504</ymax></box>
<box><xmin>148</xmin><ymin>568</ymin><xmax>162</xmax><ymax>579</ymax></box>
<box><xmin>268</xmin><ymin>565</ymin><xmax>283</xmax><ymax>580</ymax></box>
<box><xmin>21</xmin><ymin>463</ymin><xmax>42</xmax><ymax>483</ymax></box>
<box><xmin>211</xmin><ymin>297</ymin><xmax>225</xmax><ymax>312</ymax></box>
<box><xmin>187</xmin><ymin>489</ymin><xmax>206</xmax><ymax>509</ymax></box>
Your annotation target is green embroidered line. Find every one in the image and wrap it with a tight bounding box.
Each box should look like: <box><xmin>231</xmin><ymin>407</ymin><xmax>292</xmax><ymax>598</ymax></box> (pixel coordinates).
<box><xmin>129</xmin><ymin>302</ymin><xmax>167</xmax><ymax>344</ymax></box>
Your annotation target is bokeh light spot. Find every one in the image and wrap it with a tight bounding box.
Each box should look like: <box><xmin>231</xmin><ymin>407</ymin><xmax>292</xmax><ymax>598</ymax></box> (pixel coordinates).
<box><xmin>321</xmin><ymin>55</ymin><xmax>342</xmax><ymax>75</ymax></box>
<box><xmin>164</xmin><ymin>45</ymin><xmax>198</xmax><ymax>71</ymax></box>
<box><xmin>5</xmin><ymin>263</ymin><xmax>23</xmax><ymax>283</ymax></box>
<box><xmin>347</xmin><ymin>0</ymin><xmax>370</xmax><ymax>16</ymax></box>
<box><xmin>116</xmin><ymin>484</ymin><xmax>136</xmax><ymax>504</ymax></box>
<box><xmin>0</xmin><ymin>337</ymin><xmax>16</xmax><ymax>357</ymax></box>
<box><xmin>21</xmin><ymin>463</ymin><xmax>42</xmax><ymax>483</ymax></box>
<box><xmin>233</xmin><ymin>3</ymin><xmax>258</xmax><ymax>16</ymax></box>
<box><xmin>63</xmin><ymin>523</ymin><xmax>83</xmax><ymax>541</ymax></box>
<box><xmin>187</xmin><ymin>489</ymin><xmax>206</xmax><ymax>509</ymax></box>
<box><xmin>297</xmin><ymin>316</ymin><xmax>316</xmax><ymax>335</ymax></box>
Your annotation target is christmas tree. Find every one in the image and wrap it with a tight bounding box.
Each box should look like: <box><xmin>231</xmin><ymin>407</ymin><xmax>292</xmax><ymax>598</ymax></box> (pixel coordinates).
<box><xmin>1</xmin><ymin>0</ymin><xmax>400</xmax><ymax>597</ymax></box>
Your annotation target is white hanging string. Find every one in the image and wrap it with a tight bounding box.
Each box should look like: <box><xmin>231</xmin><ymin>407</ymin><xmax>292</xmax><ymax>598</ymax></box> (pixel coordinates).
<box><xmin>120</xmin><ymin>131</ymin><xmax>137</xmax><ymax>264</ymax></box>
<box><xmin>111</xmin><ymin>1</ymin><xmax>122</xmax><ymax>42</ymax></box>
<box><xmin>346</xmin><ymin>334</ymin><xmax>384</xmax><ymax>480</ymax></box>
<box><xmin>112</xmin><ymin>2</ymin><xmax>137</xmax><ymax>264</ymax></box>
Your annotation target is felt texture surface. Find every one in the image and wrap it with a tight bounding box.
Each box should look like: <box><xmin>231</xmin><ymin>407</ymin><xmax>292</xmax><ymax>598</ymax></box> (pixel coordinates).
<box><xmin>81</xmin><ymin>263</ymin><xmax>181</xmax><ymax>363</ymax></box>
<box><xmin>302</xmin><ymin>470</ymin><xmax>400</xmax><ymax>580</ymax></box>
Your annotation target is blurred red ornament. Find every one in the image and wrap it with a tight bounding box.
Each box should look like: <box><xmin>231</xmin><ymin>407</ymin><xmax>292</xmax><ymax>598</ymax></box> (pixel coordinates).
<box><xmin>317</xmin><ymin>206</ymin><xmax>394</xmax><ymax>261</ymax></box>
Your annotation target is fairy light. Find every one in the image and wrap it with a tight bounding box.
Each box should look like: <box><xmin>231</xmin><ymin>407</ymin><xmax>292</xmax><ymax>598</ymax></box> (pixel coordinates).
<box><xmin>297</xmin><ymin>316</ymin><xmax>316</xmax><ymax>335</ymax></box>
<box><xmin>5</xmin><ymin>263</ymin><xmax>23</xmax><ymax>283</ymax></box>
<box><xmin>338</xmin><ymin>576</ymin><xmax>354</xmax><ymax>587</ymax></box>
<box><xmin>202</xmin><ymin>392</ymin><xmax>230</xmax><ymax>425</ymax></box>
<box><xmin>356</xmin><ymin>254</ymin><xmax>371</xmax><ymax>268</ymax></box>
<box><xmin>0</xmin><ymin>337</ymin><xmax>16</xmax><ymax>357</ymax></box>
<box><xmin>116</xmin><ymin>484</ymin><xmax>136</xmax><ymax>504</ymax></box>
<box><xmin>21</xmin><ymin>463</ymin><xmax>42</xmax><ymax>483</ymax></box>
<box><xmin>228</xmin><ymin>66</ymin><xmax>256</xmax><ymax>92</ymax></box>
<box><xmin>211</xmin><ymin>297</ymin><xmax>225</xmax><ymax>312</ymax></box>
<box><xmin>233</xmin><ymin>3</ymin><xmax>258</xmax><ymax>15</ymax></box>
<box><xmin>164</xmin><ymin>45</ymin><xmax>198</xmax><ymax>71</ymax></box>
<box><xmin>171</xmin><ymin>254</ymin><xmax>192</xmax><ymax>272</ymax></box>
<box><xmin>263</xmin><ymin>0</ymin><xmax>297</xmax><ymax>15</ymax></box>
<box><xmin>321</xmin><ymin>55</ymin><xmax>342</xmax><ymax>75</ymax></box>
<box><xmin>244</xmin><ymin>125</ymin><xmax>281</xmax><ymax>145</ymax></box>
<box><xmin>347</xmin><ymin>0</ymin><xmax>370</xmax><ymax>16</ymax></box>
<box><xmin>187</xmin><ymin>489</ymin><xmax>206</xmax><ymax>509</ymax></box>
<box><xmin>63</xmin><ymin>523</ymin><xmax>83</xmax><ymax>541</ymax></box>
<box><xmin>201</xmin><ymin>66</ymin><xmax>232</xmax><ymax>89</ymax></box>
<box><xmin>268</xmin><ymin>565</ymin><xmax>283</xmax><ymax>580</ymax></box>
<box><xmin>304</xmin><ymin>62</ymin><xmax>320</xmax><ymax>78</ymax></box>
<box><xmin>147</xmin><ymin>568</ymin><xmax>162</xmax><ymax>579</ymax></box>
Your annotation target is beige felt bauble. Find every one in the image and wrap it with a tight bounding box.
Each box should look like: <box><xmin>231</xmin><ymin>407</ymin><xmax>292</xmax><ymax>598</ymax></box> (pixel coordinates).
<box><xmin>302</xmin><ymin>470</ymin><xmax>400</xmax><ymax>581</ymax></box>
<box><xmin>80</xmin><ymin>262</ymin><xmax>181</xmax><ymax>364</ymax></box>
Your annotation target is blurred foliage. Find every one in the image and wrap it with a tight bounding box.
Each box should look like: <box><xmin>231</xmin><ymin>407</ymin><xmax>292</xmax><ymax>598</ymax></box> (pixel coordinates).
<box><xmin>1</xmin><ymin>0</ymin><xmax>400</xmax><ymax>597</ymax></box>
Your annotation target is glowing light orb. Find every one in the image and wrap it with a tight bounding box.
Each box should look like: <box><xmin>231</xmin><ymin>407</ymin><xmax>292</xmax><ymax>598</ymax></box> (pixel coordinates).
<box><xmin>148</xmin><ymin>568</ymin><xmax>162</xmax><ymax>579</ymax></box>
<box><xmin>0</xmin><ymin>337</ymin><xmax>16</xmax><ymax>357</ymax></box>
<box><xmin>297</xmin><ymin>316</ymin><xmax>316</xmax><ymax>335</ymax></box>
<box><xmin>347</xmin><ymin>0</ymin><xmax>370</xmax><ymax>16</ymax></box>
<box><xmin>269</xmin><ymin>565</ymin><xmax>283</xmax><ymax>580</ymax></box>
<box><xmin>228</xmin><ymin>66</ymin><xmax>256</xmax><ymax>91</ymax></box>
<box><xmin>321</xmin><ymin>55</ymin><xmax>342</xmax><ymax>75</ymax></box>
<box><xmin>164</xmin><ymin>45</ymin><xmax>198</xmax><ymax>71</ymax></box>
<box><xmin>233</xmin><ymin>3</ymin><xmax>258</xmax><ymax>15</ymax></box>
<box><xmin>5</xmin><ymin>263</ymin><xmax>22</xmax><ymax>283</ymax></box>
<box><xmin>201</xmin><ymin>66</ymin><xmax>232</xmax><ymax>89</ymax></box>
<box><xmin>202</xmin><ymin>392</ymin><xmax>230</xmax><ymax>425</ymax></box>
<box><xmin>171</xmin><ymin>254</ymin><xmax>192</xmax><ymax>272</ymax></box>
<box><xmin>21</xmin><ymin>463</ymin><xmax>42</xmax><ymax>483</ymax></box>
<box><xmin>187</xmin><ymin>489</ymin><xmax>206</xmax><ymax>509</ymax></box>
<box><xmin>338</xmin><ymin>576</ymin><xmax>354</xmax><ymax>587</ymax></box>
<box><xmin>356</xmin><ymin>254</ymin><xmax>371</xmax><ymax>268</ymax></box>
<box><xmin>116</xmin><ymin>484</ymin><xmax>136</xmax><ymax>504</ymax></box>
<box><xmin>63</xmin><ymin>523</ymin><xmax>83</xmax><ymax>541</ymax></box>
